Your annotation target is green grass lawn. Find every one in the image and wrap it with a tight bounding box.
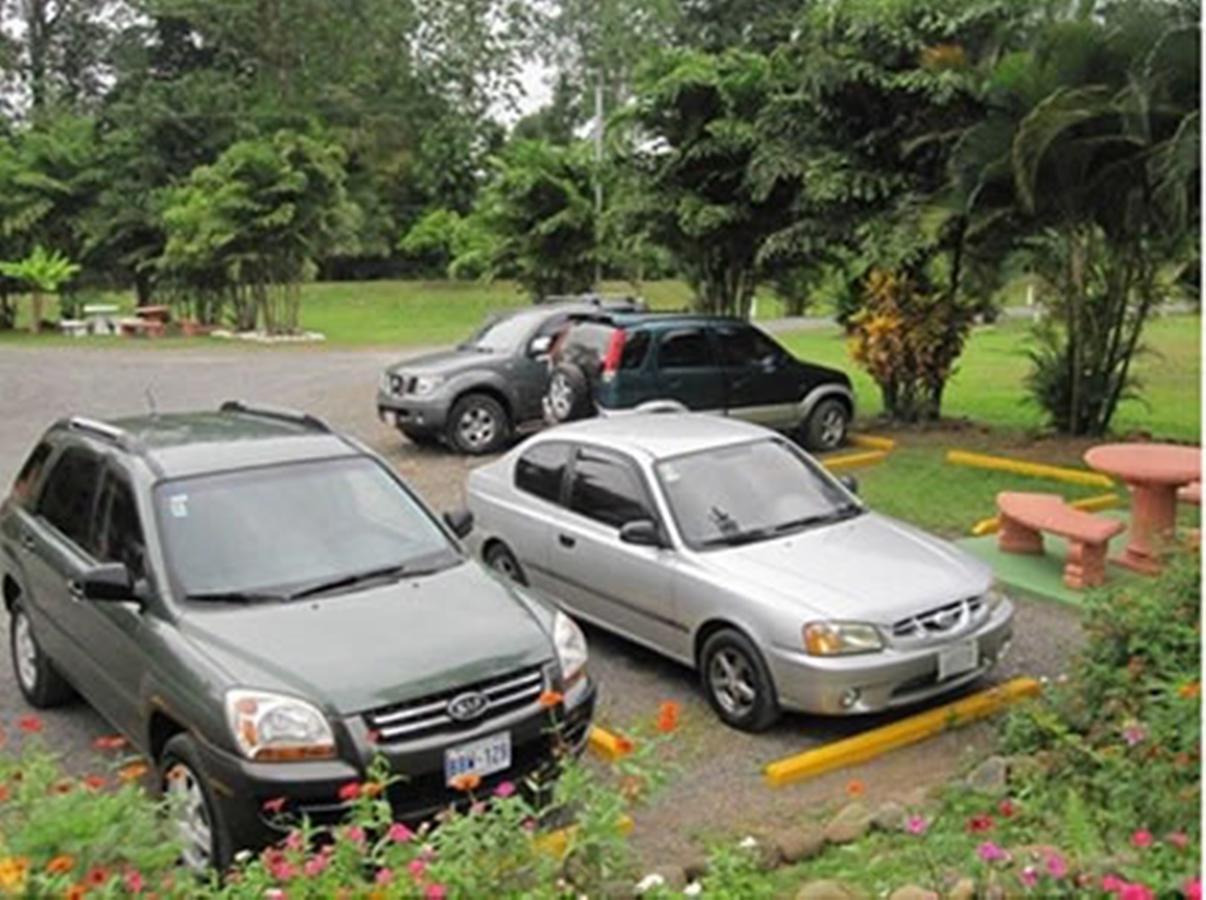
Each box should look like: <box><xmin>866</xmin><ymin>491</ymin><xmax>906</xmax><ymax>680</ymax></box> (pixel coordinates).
<box><xmin>780</xmin><ymin>314</ymin><xmax>1201</xmax><ymax>443</ymax></box>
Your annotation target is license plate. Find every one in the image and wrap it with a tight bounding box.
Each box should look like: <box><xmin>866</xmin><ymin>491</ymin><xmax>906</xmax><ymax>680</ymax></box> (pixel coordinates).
<box><xmin>383</xmin><ymin>410</ymin><xmax>398</xmax><ymax>427</ymax></box>
<box><xmin>444</xmin><ymin>731</ymin><xmax>511</xmax><ymax>785</ymax></box>
<box><xmin>938</xmin><ymin>640</ymin><xmax>979</xmax><ymax>681</ymax></box>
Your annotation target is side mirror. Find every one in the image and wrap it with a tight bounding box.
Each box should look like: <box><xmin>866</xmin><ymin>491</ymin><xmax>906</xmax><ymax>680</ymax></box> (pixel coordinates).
<box><xmin>444</xmin><ymin>508</ymin><xmax>474</xmax><ymax>539</ymax></box>
<box><xmin>619</xmin><ymin>519</ymin><xmax>664</xmax><ymax>548</ymax></box>
<box><xmin>528</xmin><ymin>334</ymin><xmax>554</xmax><ymax>357</ymax></box>
<box><xmin>838</xmin><ymin>475</ymin><xmax>859</xmax><ymax>495</ymax></box>
<box><xmin>79</xmin><ymin>562</ymin><xmax>134</xmax><ymax>602</ymax></box>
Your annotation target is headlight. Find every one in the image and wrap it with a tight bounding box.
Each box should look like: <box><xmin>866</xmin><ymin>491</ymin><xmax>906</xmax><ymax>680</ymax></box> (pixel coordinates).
<box><xmin>982</xmin><ymin>584</ymin><xmax>1008</xmax><ymax>613</ymax></box>
<box><xmin>225</xmin><ymin>689</ymin><xmax>336</xmax><ymax>761</ymax></box>
<box><xmin>379</xmin><ymin>372</ymin><xmax>392</xmax><ymax>392</ymax></box>
<box><xmin>553</xmin><ymin>610</ymin><xmax>588</xmax><ymax>683</ymax></box>
<box><xmin>803</xmin><ymin>621</ymin><xmax>884</xmax><ymax>656</ymax></box>
<box><xmin>411</xmin><ymin>375</ymin><xmax>445</xmax><ymax>396</ymax></box>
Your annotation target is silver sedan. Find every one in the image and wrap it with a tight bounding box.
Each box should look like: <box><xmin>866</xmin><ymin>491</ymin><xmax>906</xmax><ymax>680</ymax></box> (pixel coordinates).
<box><xmin>464</xmin><ymin>414</ymin><xmax>1014</xmax><ymax>731</ymax></box>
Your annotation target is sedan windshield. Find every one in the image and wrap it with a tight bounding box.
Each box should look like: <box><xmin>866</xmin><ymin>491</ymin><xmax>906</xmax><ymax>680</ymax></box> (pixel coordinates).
<box><xmin>656</xmin><ymin>438</ymin><xmax>861</xmax><ymax>550</ymax></box>
<box><xmin>155</xmin><ymin>457</ymin><xmax>458</xmax><ymax>601</ymax></box>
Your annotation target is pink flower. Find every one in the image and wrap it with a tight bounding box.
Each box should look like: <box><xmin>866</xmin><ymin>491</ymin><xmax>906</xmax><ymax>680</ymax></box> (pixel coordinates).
<box><xmin>905</xmin><ymin>815</ymin><xmax>928</xmax><ymax>835</ymax></box>
<box><xmin>977</xmin><ymin>841</ymin><xmax>1009</xmax><ymax>863</ymax></box>
<box><xmin>123</xmin><ymin>870</ymin><xmax>145</xmax><ymax>894</ymax></box>
<box><xmin>1119</xmin><ymin>883</ymin><xmax>1154</xmax><ymax>900</ymax></box>
<box><xmin>408</xmin><ymin>859</ymin><xmax>427</xmax><ymax>881</ymax></box>
<box><xmin>262</xmin><ymin>796</ymin><xmax>287</xmax><ymax>814</ymax></box>
<box><xmin>1184</xmin><ymin>877</ymin><xmax>1202</xmax><ymax>900</ymax></box>
<box><xmin>344</xmin><ymin>825</ymin><xmax>366</xmax><ymax>846</ymax></box>
<box><xmin>267</xmin><ymin>858</ymin><xmax>297</xmax><ymax>881</ymax></box>
<box><xmin>375</xmin><ymin>868</ymin><xmax>394</xmax><ymax>886</ymax></box>
<box><xmin>283</xmin><ymin>830</ymin><xmax>304</xmax><ymax>851</ymax></box>
<box><xmin>1103</xmin><ymin>874</ymin><xmax>1126</xmax><ymax>893</ymax></box>
<box><xmin>303</xmin><ymin>856</ymin><xmax>329</xmax><ymax>877</ymax></box>
<box><xmin>387</xmin><ymin>822</ymin><xmax>414</xmax><ymax>843</ymax></box>
<box><xmin>1045</xmin><ymin>852</ymin><xmax>1068</xmax><ymax>879</ymax></box>
<box><xmin>1019</xmin><ymin>866</ymin><xmax>1039</xmax><ymax>888</ymax></box>
<box><xmin>494</xmin><ymin>780</ymin><xmax>516</xmax><ymax>799</ymax></box>
<box><xmin>1122</xmin><ymin>723</ymin><xmax>1147</xmax><ymax>746</ymax></box>
<box><xmin>425</xmin><ymin>885</ymin><xmax>448</xmax><ymax>900</ymax></box>
<box><xmin>337</xmin><ymin>781</ymin><xmax>362</xmax><ymax>802</ymax></box>
<box><xmin>1167</xmin><ymin>831</ymin><xmax>1190</xmax><ymax>850</ymax></box>
<box><xmin>1131</xmin><ymin>829</ymin><xmax>1155</xmax><ymax>849</ymax></box>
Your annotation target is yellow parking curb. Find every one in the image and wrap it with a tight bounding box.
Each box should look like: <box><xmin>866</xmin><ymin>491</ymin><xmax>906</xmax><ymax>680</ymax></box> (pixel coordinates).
<box><xmin>763</xmin><ymin>677</ymin><xmax>1043</xmax><ymax>788</ymax></box>
<box><xmin>849</xmin><ymin>434</ymin><xmax>897</xmax><ymax>452</ymax></box>
<box><xmin>945</xmin><ymin>450</ymin><xmax>1113</xmax><ymax>488</ymax></box>
<box><xmin>823</xmin><ymin>450</ymin><xmax>889</xmax><ymax>472</ymax></box>
<box><xmin>535</xmin><ymin>814</ymin><xmax>634</xmax><ymax>858</ymax></box>
<box><xmin>588</xmin><ymin>726</ymin><xmax>633</xmax><ymax>762</ymax></box>
<box><xmin>970</xmin><ymin>492</ymin><xmax>1123</xmax><ymax>536</ymax></box>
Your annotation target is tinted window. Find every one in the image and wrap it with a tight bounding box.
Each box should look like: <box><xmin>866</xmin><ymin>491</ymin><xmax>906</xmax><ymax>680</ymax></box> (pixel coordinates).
<box><xmin>11</xmin><ymin>442</ymin><xmax>51</xmax><ymax>508</ymax></box>
<box><xmin>568</xmin><ymin>450</ymin><xmax>649</xmax><ymax>528</ymax></box>
<box><xmin>562</xmin><ymin>322</ymin><xmax>616</xmax><ymax>358</ymax></box>
<box><xmin>37</xmin><ymin>447</ymin><xmax>101</xmax><ymax>551</ymax></box>
<box><xmin>716</xmin><ymin>325</ymin><xmax>783</xmax><ymax>367</ymax></box>
<box><xmin>515</xmin><ymin>442</ymin><xmax>569</xmax><ymax>504</ymax></box>
<box><xmin>657</xmin><ymin>329</ymin><xmax>714</xmax><ymax>369</ymax></box>
<box><xmin>462</xmin><ymin>309</ymin><xmax>545</xmax><ymax>353</ymax></box>
<box><xmin>97</xmin><ymin>474</ymin><xmax>146</xmax><ymax>579</ymax></box>
<box><xmin>620</xmin><ymin>331</ymin><xmax>650</xmax><ymax>369</ymax></box>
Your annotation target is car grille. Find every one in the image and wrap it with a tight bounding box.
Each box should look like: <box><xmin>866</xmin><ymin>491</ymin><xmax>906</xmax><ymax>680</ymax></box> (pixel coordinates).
<box><xmin>891</xmin><ymin>596</ymin><xmax>984</xmax><ymax>640</ymax></box>
<box><xmin>364</xmin><ymin>666</ymin><xmax>546</xmax><ymax>743</ymax></box>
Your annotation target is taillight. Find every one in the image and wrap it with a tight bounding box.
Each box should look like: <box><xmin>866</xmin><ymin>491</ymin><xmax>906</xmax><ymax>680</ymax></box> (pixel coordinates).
<box><xmin>601</xmin><ymin>330</ymin><xmax>627</xmax><ymax>381</ymax></box>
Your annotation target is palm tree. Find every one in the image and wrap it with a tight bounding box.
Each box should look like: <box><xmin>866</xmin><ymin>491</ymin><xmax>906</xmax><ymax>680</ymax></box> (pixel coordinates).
<box><xmin>0</xmin><ymin>246</ymin><xmax>82</xmax><ymax>333</ymax></box>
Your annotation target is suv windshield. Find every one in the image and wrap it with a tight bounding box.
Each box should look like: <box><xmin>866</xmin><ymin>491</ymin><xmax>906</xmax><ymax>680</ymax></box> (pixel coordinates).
<box><xmin>155</xmin><ymin>457</ymin><xmax>458</xmax><ymax>601</ymax></box>
<box><xmin>460</xmin><ymin>310</ymin><xmax>542</xmax><ymax>353</ymax></box>
<box><xmin>655</xmin><ymin>439</ymin><xmax>862</xmax><ymax>549</ymax></box>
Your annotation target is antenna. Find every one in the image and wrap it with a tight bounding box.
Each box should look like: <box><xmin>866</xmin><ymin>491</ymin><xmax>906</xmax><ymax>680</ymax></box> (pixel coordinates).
<box><xmin>145</xmin><ymin>387</ymin><xmax>158</xmax><ymax>418</ymax></box>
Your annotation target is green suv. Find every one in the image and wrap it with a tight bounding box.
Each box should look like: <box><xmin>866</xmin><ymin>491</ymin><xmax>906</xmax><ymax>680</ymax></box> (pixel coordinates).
<box><xmin>1</xmin><ymin>403</ymin><xmax>595</xmax><ymax>868</ymax></box>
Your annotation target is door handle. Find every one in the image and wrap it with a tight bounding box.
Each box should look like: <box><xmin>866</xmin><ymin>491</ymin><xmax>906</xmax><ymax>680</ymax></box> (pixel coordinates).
<box><xmin>67</xmin><ymin>580</ymin><xmax>84</xmax><ymax>599</ymax></box>
<box><xmin>20</xmin><ymin>533</ymin><xmax>35</xmax><ymax>550</ymax></box>
<box><xmin>558</xmin><ymin>534</ymin><xmax>576</xmax><ymax>549</ymax></box>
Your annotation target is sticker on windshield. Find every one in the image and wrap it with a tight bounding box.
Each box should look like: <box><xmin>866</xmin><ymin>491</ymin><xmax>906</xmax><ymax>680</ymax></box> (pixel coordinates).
<box><xmin>661</xmin><ymin>464</ymin><xmax>681</xmax><ymax>483</ymax></box>
<box><xmin>169</xmin><ymin>494</ymin><xmax>189</xmax><ymax>518</ymax></box>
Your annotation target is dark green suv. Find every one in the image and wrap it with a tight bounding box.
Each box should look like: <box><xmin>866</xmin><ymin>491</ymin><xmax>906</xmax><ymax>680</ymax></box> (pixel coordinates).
<box><xmin>1</xmin><ymin>403</ymin><xmax>594</xmax><ymax>868</ymax></box>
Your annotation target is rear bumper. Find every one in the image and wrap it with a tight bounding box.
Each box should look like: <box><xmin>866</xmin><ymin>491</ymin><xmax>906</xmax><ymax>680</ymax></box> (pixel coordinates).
<box><xmin>768</xmin><ymin>601</ymin><xmax>1015</xmax><ymax>715</ymax></box>
<box><xmin>198</xmin><ymin>675</ymin><xmax>596</xmax><ymax>855</ymax></box>
<box><xmin>377</xmin><ymin>390</ymin><xmax>449</xmax><ymax>434</ymax></box>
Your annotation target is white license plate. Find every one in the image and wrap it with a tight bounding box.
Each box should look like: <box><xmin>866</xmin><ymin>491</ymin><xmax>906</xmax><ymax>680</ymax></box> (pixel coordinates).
<box><xmin>938</xmin><ymin>640</ymin><xmax>979</xmax><ymax>681</ymax></box>
<box><xmin>383</xmin><ymin>410</ymin><xmax>398</xmax><ymax>427</ymax></box>
<box><xmin>444</xmin><ymin>731</ymin><xmax>511</xmax><ymax>785</ymax></box>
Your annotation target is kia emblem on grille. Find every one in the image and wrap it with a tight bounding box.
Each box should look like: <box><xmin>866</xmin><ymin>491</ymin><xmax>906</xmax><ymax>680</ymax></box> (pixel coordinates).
<box><xmin>447</xmin><ymin>691</ymin><xmax>489</xmax><ymax>722</ymax></box>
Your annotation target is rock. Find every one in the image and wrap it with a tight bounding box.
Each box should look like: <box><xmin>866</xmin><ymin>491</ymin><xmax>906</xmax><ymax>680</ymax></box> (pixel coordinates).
<box><xmin>824</xmin><ymin>802</ymin><xmax>872</xmax><ymax>844</ymax></box>
<box><xmin>948</xmin><ymin>878</ymin><xmax>976</xmax><ymax>900</ymax></box>
<box><xmin>682</xmin><ymin>857</ymin><xmax>709</xmax><ymax>882</ymax></box>
<box><xmin>796</xmin><ymin>880</ymin><xmax>861</xmax><ymax>900</ymax></box>
<box><xmin>872</xmin><ymin>801</ymin><xmax>906</xmax><ymax>832</ymax></box>
<box><xmin>964</xmin><ymin>755</ymin><xmax>1009</xmax><ymax>796</ymax></box>
<box><xmin>887</xmin><ymin>887</ymin><xmax>938</xmax><ymax>900</ymax></box>
<box><xmin>775</xmin><ymin>824</ymin><xmax>826</xmax><ymax>863</ymax></box>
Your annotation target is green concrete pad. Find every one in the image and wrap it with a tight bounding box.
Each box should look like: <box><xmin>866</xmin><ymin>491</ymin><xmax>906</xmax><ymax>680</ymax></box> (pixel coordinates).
<box><xmin>957</xmin><ymin>511</ymin><xmax>1143</xmax><ymax>606</ymax></box>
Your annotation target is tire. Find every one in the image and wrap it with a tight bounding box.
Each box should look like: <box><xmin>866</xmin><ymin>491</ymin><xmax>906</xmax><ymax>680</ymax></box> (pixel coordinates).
<box><xmin>161</xmin><ymin>733</ymin><xmax>233</xmax><ymax>872</ymax></box>
<box><xmin>699</xmin><ymin>628</ymin><xmax>780</xmax><ymax>732</ymax></box>
<box><xmin>447</xmin><ymin>393</ymin><xmax>511</xmax><ymax>455</ymax></box>
<box><xmin>801</xmin><ymin>397</ymin><xmax>850</xmax><ymax>452</ymax></box>
<box><xmin>484</xmin><ymin>542</ymin><xmax>527</xmax><ymax>585</ymax></box>
<box><xmin>10</xmin><ymin>604</ymin><xmax>74</xmax><ymax>708</ymax></box>
<box><xmin>544</xmin><ymin>365</ymin><xmax>594</xmax><ymax>424</ymax></box>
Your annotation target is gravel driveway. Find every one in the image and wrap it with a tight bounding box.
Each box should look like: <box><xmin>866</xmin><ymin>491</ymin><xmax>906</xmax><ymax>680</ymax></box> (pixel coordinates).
<box><xmin>0</xmin><ymin>342</ymin><xmax>1084</xmax><ymax>865</ymax></box>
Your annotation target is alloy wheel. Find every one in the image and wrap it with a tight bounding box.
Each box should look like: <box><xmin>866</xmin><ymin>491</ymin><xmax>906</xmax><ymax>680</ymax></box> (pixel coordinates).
<box><xmin>457</xmin><ymin>406</ymin><xmax>497</xmax><ymax>450</ymax></box>
<box><xmin>166</xmin><ymin>763</ymin><xmax>214</xmax><ymax>872</ymax></box>
<box><xmin>708</xmin><ymin>648</ymin><xmax>758</xmax><ymax>717</ymax></box>
<box><xmin>819</xmin><ymin>406</ymin><xmax>846</xmax><ymax>448</ymax></box>
<box><xmin>547</xmin><ymin>373</ymin><xmax>573</xmax><ymax>421</ymax></box>
<box><xmin>14</xmin><ymin>611</ymin><xmax>38</xmax><ymax>693</ymax></box>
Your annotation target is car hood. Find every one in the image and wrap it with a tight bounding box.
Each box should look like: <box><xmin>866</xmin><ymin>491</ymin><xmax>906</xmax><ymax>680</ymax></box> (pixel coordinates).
<box><xmin>697</xmin><ymin>511</ymin><xmax>991</xmax><ymax>624</ymax></box>
<box><xmin>386</xmin><ymin>347</ymin><xmax>497</xmax><ymax>377</ymax></box>
<box><xmin>179</xmin><ymin>563</ymin><xmax>553</xmax><ymax>715</ymax></box>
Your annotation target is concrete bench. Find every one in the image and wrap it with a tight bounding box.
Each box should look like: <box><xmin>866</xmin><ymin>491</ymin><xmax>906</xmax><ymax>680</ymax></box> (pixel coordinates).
<box><xmin>1177</xmin><ymin>481</ymin><xmax>1200</xmax><ymax>506</ymax></box>
<box><xmin>58</xmin><ymin>319</ymin><xmax>88</xmax><ymax>337</ymax></box>
<box><xmin>997</xmin><ymin>492</ymin><xmax>1126</xmax><ymax>589</ymax></box>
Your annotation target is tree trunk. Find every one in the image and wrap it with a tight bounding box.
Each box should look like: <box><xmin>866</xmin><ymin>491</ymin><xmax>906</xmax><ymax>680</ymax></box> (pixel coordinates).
<box><xmin>29</xmin><ymin>290</ymin><xmax>44</xmax><ymax>333</ymax></box>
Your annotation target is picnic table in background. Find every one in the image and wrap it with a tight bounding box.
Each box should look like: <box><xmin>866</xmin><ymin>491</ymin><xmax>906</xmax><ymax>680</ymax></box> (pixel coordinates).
<box><xmin>82</xmin><ymin>303</ymin><xmax>120</xmax><ymax>336</ymax></box>
<box><xmin>1084</xmin><ymin>443</ymin><xmax>1201</xmax><ymax>573</ymax></box>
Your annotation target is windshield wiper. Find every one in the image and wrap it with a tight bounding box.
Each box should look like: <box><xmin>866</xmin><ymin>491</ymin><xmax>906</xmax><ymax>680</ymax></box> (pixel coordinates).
<box><xmin>287</xmin><ymin>563</ymin><xmax>413</xmax><ymax>601</ymax></box>
<box><xmin>185</xmin><ymin>591</ymin><xmax>284</xmax><ymax>604</ymax></box>
<box><xmin>700</xmin><ymin>528</ymin><xmax>774</xmax><ymax>548</ymax></box>
<box><xmin>771</xmin><ymin>504</ymin><xmax>865</xmax><ymax>535</ymax></box>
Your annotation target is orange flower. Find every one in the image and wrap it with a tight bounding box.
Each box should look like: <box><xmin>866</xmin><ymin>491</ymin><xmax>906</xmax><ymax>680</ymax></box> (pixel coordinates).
<box><xmin>84</xmin><ymin>867</ymin><xmax>110</xmax><ymax>887</ymax></box>
<box><xmin>363</xmin><ymin>782</ymin><xmax>384</xmax><ymax>799</ymax></box>
<box><xmin>117</xmin><ymin>762</ymin><xmax>149</xmax><ymax>783</ymax></box>
<box><xmin>92</xmin><ymin>735</ymin><xmax>127</xmax><ymax>752</ymax></box>
<box><xmin>0</xmin><ymin>785</ymin><xmax>8</xmax><ymax>803</ymax></box>
<box><xmin>449</xmin><ymin>772</ymin><xmax>482</xmax><ymax>793</ymax></box>
<box><xmin>655</xmin><ymin>701</ymin><xmax>681</xmax><ymax>734</ymax></box>
<box><xmin>82</xmin><ymin>775</ymin><xmax>106</xmax><ymax>791</ymax></box>
<box><xmin>1178</xmin><ymin>681</ymin><xmax>1201</xmax><ymax>700</ymax></box>
<box><xmin>615</xmin><ymin>735</ymin><xmax>635</xmax><ymax>755</ymax></box>
<box><xmin>845</xmin><ymin>779</ymin><xmax>866</xmax><ymax>798</ymax></box>
<box><xmin>537</xmin><ymin>690</ymin><xmax>564</xmax><ymax>709</ymax></box>
<box><xmin>46</xmin><ymin>856</ymin><xmax>75</xmax><ymax>875</ymax></box>
<box><xmin>64</xmin><ymin>885</ymin><xmax>87</xmax><ymax>900</ymax></box>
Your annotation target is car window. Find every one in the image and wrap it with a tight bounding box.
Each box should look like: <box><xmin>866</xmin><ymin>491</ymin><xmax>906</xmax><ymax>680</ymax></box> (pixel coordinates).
<box><xmin>620</xmin><ymin>330</ymin><xmax>651</xmax><ymax>369</ymax></box>
<box><xmin>461</xmin><ymin>309</ymin><xmax>545</xmax><ymax>353</ymax></box>
<box><xmin>10</xmin><ymin>442</ymin><xmax>52</xmax><ymax>508</ymax></box>
<box><xmin>96</xmin><ymin>473</ymin><xmax>146</xmax><ymax>579</ymax></box>
<box><xmin>568</xmin><ymin>449</ymin><xmax>650</xmax><ymax>529</ymax></box>
<box><xmin>36</xmin><ymin>446</ymin><xmax>102</xmax><ymax>552</ymax></box>
<box><xmin>716</xmin><ymin>325</ymin><xmax>783</xmax><ymax>367</ymax></box>
<box><xmin>657</xmin><ymin>328</ymin><xmax>714</xmax><ymax>369</ymax></box>
<box><xmin>515</xmin><ymin>442</ymin><xmax>569</xmax><ymax>504</ymax></box>
<box><xmin>563</xmin><ymin>322</ymin><xmax>617</xmax><ymax>358</ymax></box>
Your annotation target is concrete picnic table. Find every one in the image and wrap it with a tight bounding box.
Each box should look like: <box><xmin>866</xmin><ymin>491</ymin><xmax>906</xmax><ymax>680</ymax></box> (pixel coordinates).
<box><xmin>1084</xmin><ymin>442</ymin><xmax>1201</xmax><ymax>573</ymax></box>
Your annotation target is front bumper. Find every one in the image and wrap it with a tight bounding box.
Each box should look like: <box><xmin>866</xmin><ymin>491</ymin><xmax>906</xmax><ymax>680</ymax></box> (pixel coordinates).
<box><xmin>768</xmin><ymin>601</ymin><xmax>1015</xmax><ymax>715</ymax></box>
<box><xmin>197</xmin><ymin>674</ymin><xmax>597</xmax><ymax>855</ymax></box>
<box><xmin>377</xmin><ymin>389</ymin><xmax>450</xmax><ymax>435</ymax></box>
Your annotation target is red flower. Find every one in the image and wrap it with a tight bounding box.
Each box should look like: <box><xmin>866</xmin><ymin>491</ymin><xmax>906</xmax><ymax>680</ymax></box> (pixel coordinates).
<box><xmin>92</xmin><ymin>734</ymin><xmax>127</xmax><ymax>752</ymax></box>
<box><xmin>85</xmin><ymin>866</ymin><xmax>111</xmax><ymax>887</ymax></box>
<box><xmin>16</xmin><ymin>715</ymin><xmax>43</xmax><ymax>734</ymax></box>
<box><xmin>262</xmin><ymin>796</ymin><xmax>287</xmax><ymax>814</ymax></box>
<box><xmin>83</xmin><ymin>775</ymin><xmax>106</xmax><ymax>791</ymax></box>
<box><xmin>966</xmin><ymin>813</ymin><xmax>995</xmax><ymax>833</ymax></box>
<box><xmin>0</xmin><ymin>785</ymin><xmax>9</xmax><ymax>803</ymax></box>
<box><xmin>655</xmin><ymin>700</ymin><xmax>681</xmax><ymax>734</ymax></box>
<box><xmin>1130</xmin><ymin>829</ymin><xmax>1154</xmax><ymax>849</ymax></box>
<box><xmin>337</xmin><ymin>782</ymin><xmax>362</xmax><ymax>802</ymax></box>
<box><xmin>997</xmin><ymin>798</ymin><xmax>1016</xmax><ymax>818</ymax></box>
<box><xmin>538</xmin><ymin>690</ymin><xmax>564</xmax><ymax>709</ymax></box>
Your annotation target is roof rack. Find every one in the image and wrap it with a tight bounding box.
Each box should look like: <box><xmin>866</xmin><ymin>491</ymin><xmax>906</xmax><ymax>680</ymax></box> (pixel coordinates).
<box><xmin>66</xmin><ymin>417</ymin><xmax>142</xmax><ymax>451</ymax></box>
<box><xmin>218</xmin><ymin>401</ymin><xmax>331</xmax><ymax>433</ymax></box>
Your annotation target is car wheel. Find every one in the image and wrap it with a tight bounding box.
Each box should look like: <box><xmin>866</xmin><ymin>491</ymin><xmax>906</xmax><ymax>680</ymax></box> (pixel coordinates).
<box><xmin>545</xmin><ymin>365</ymin><xmax>593</xmax><ymax>424</ymax></box>
<box><xmin>699</xmin><ymin>629</ymin><xmax>780</xmax><ymax>732</ymax></box>
<box><xmin>10</xmin><ymin>604</ymin><xmax>73</xmax><ymax>708</ymax></box>
<box><xmin>802</xmin><ymin>398</ymin><xmax>850</xmax><ymax>452</ymax></box>
<box><xmin>484</xmin><ymin>542</ymin><xmax>527</xmax><ymax>585</ymax></box>
<box><xmin>161</xmin><ymin>733</ymin><xmax>233</xmax><ymax>872</ymax></box>
<box><xmin>447</xmin><ymin>394</ymin><xmax>511</xmax><ymax>455</ymax></box>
